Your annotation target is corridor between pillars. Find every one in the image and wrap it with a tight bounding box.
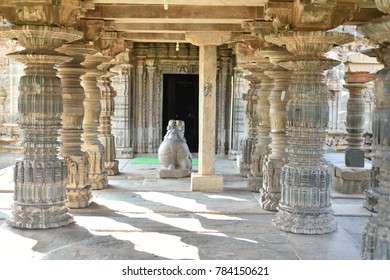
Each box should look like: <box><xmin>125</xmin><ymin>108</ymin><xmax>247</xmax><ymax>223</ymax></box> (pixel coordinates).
<box><xmin>266</xmin><ymin>31</ymin><xmax>354</xmax><ymax>234</ymax></box>
<box><xmin>0</xmin><ymin>25</ymin><xmax>82</xmax><ymax>228</ymax></box>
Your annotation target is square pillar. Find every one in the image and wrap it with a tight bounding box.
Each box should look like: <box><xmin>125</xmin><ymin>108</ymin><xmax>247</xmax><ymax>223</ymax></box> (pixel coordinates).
<box><xmin>185</xmin><ymin>32</ymin><xmax>231</xmax><ymax>192</ymax></box>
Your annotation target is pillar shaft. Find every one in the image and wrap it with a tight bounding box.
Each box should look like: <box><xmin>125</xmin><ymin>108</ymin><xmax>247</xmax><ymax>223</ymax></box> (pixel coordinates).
<box><xmin>98</xmin><ymin>71</ymin><xmax>119</xmax><ymax>175</ymax></box>
<box><xmin>0</xmin><ymin>25</ymin><xmax>82</xmax><ymax>228</ymax></box>
<box><xmin>260</xmin><ymin>66</ymin><xmax>291</xmax><ymax>210</ymax></box>
<box><xmin>248</xmin><ymin>69</ymin><xmax>272</xmax><ymax>191</ymax></box>
<box><xmin>57</xmin><ymin>43</ymin><xmax>92</xmax><ymax>208</ymax></box>
<box><xmin>198</xmin><ymin>45</ymin><xmax>217</xmax><ymax>175</ymax></box>
<box><xmin>344</xmin><ymin>74</ymin><xmax>371</xmax><ymax>167</ymax></box>
<box><xmin>112</xmin><ymin>66</ymin><xmax>133</xmax><ymax>158</ymax></box>
<box><xmin>81</xmin><ymin>54</ymin><xmax>108</xmax><ymax>190</ymax></box>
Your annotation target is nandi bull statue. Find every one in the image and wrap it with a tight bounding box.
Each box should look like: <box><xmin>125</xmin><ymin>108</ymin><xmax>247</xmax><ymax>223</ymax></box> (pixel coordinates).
<box><xmin>158</xmin><ymin>119</ymin><xmax>192</xmax><ymax>178</ymax></box>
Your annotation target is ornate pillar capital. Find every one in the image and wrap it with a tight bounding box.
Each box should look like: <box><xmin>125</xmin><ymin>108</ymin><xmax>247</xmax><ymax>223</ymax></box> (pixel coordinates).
<box><xmin>0</xmin><ymin>0</ymin><xmax>87</xmax><ymax>26</ymax></box>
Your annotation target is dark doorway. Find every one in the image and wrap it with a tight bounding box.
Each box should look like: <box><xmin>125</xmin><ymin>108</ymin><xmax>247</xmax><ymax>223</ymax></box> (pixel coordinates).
<box><xmin>163</xmin><ymin>74</ymin><xmax>199</xmax><ymax>152</ymax></box>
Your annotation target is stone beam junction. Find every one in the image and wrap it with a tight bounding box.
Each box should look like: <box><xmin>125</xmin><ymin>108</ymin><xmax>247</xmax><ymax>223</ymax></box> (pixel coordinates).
<box><xmin>0</xmin><ymin>0</ymin><xmax>389</xmax><ymax>259</ymax></box>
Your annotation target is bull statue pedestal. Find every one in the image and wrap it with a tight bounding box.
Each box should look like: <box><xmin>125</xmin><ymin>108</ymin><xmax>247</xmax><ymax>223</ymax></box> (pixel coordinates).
<box><xmin>158</xmin><ymin>120</ymin><xmax>192</xmax><ymax>178</ymax></box>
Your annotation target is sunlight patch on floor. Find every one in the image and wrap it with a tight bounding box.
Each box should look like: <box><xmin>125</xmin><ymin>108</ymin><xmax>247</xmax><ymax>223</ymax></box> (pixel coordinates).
<box><xmin>112</xmin><ymin>231</ymin><xmax>200</xmax><ymax>260</ymax></box>
<box><xmin>76</xmin><ymin>215</ymin><xmax>200</xmax><ymax>260</ymax></box>
<box><xmin>136</xmin><ymin>192</ymin><xmax>208</xmax><ymax>212</ymax></box>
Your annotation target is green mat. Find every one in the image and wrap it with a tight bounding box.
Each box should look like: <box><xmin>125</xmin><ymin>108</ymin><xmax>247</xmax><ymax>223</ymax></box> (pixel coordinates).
<box><xmin>130</xmin><ymin>157</ymin><xmax>198</xmax><ymax>165</ymax></box>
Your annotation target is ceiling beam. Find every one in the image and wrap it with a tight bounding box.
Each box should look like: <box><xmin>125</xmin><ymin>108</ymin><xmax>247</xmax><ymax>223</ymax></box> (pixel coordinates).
<box><xmin>85</xmin><ymin>4</ymin><xmax>265</xmax><ymax>23</ymax></box>
<box><xmin>113</xmin><ymin>23</ymin><xmax>244</xmax><ymax>33</ymax></box>
<box><xmin>119</xmin><ymin>32</ymin><xmax>186</xmax><ymax>42</ymax></box>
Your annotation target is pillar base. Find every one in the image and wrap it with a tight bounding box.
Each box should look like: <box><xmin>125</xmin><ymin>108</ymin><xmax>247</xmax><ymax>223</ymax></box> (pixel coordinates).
<box><xmin>361</xmin><ymin>217</ymin><xmax>390</xmax><ymax>259</ymax></box>
<box><xmin>345</xmin><ymin>149</ymin><xmax>365</xmax><ymax>167</ymax></box>
<box><xmin>191</xmin><ymin>173</ymin><xmax>223</xmax><ymax>192</ymax></box>
<box><xmin>89</xmin><ymin>172</ymin><xmax>108</xmax><ymax>190</ymax></box>
<box><xmin>248</xmin><ymin>176</ymin><xmax>262</xmax><ymax>192</ymax></box>
<box><xmin>105</xmin><ymin>160</ymin><xmax>119</xmax><ymax>176</ymax></box>
<box><xmin>272</xmin><ymin>205</ymin><xmax>337</xmax><ymax>234</ymax></box>
<box><xmin>258</xmin><ymin>188</ymin><xmax>280</xmax><ymax>211</ymax></box>
<box><xmin>66</xmin><ymin>186</ymin><xmax>93</xmax><ymax>208</ymax></box>
<box><xmin>7</xmin><ymin>204</ymin><xmax>73</xmax><ymax>229</ymax></box>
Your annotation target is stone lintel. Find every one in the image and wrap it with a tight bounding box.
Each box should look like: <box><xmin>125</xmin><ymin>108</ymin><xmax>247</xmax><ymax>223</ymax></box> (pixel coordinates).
<box><xmin>185</xmin><ymin>32</ymin><xmax>231</xmax><ymax>46</ymax></box>
<box><xmin>191</xmin><ymin>173</ymin><xmax>223</xmax><ymax>192</ymax></box>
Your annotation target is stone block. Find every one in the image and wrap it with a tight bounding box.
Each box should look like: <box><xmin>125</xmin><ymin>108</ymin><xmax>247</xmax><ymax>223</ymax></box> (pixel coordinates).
<box><xmin>345</xmin><ymin>149</ymin><xmax>365</xmax><ymax>167</ymax></box>
<box><xmin>160</xmin><ymin>169</ymin><xmax>191</xmax><ymax>178</ymax></box>
<box><xmin>334</xmin><ymin>165</ymin><xmax>371</xmax><ymax>180</ymax></box>
<box><xmin>333</xmin><ymin>165</ymin><xmax>371</xmax><ymax>194</ymax></box>
<box><xmin>191</xmin><ymin>173</ymin><xmax>223</xmax><ymax>192</ymax></box>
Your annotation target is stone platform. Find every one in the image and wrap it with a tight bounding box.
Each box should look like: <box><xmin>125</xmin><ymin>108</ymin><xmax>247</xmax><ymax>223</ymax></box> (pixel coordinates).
<box><xmin>0</xmin><ymin>151</ymin><xmax>374</xmax><ymax>260</ymax></box>
<box><xmin>326</xmin><ymin>151</ymin><xmax>372</xmax><ymax>194</ymax></box>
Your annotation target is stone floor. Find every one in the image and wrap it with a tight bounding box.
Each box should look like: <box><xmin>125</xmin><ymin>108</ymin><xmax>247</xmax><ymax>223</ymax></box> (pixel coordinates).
<box><xmin>0</xmin><ymin>151</ymin><xmax>375</xmax><ymax>260</ymax></box>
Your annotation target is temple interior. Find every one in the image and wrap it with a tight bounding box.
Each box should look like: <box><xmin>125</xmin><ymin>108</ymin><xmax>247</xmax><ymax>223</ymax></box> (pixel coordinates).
<box><xmin>0</xmin><ymin>0</ymin><xmax>390</xmax><ymax>261</ymax></box>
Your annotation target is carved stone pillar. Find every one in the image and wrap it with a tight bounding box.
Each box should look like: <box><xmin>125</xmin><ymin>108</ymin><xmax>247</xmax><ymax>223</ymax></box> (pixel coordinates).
<box><xmin>344</xmin><ymin>72</ymin><xmax>374</xmax><ymax>167</ymax></box>
<box><xmin>186</xmin><ymin>32</ymin><xmax>231</xmax><ymax>192</ymax></box>
<box><xmin>216</xmin><ymin>47</ymin><xmax>232</xmax><ymax>155</ymax></box>
<box><xmin>247</xmin><ymin>65</ymin><xmax>273</xmax><ymax>192</ymax></box>
<box><xmin>0</xmin><ymin>25</ymin><xmax>82</xmax><ymax>228</ymax></box>
<box><xmin>266</xmin><ymin>31</ymin><xmax>353</xmax><ymax>234</ymax></box>
<box><xmin>81</xmin><ymin>52</ymin><xmax>108</xmax><ymax>190</ymax></box>
<box><xmin>145</xmin><ymin>59</ymin><xmax>158</xmax><ymax>153</ymax></box>
<box><xmin>228</xmin><ymin>67</ymin><xmax>246</xmax><ymax>160</ymax></box>
<box><xmin>357</xmin><ymin>4</ymin><xmax>390</xmax><ymax>259</ymax></box>
<box><xmin>57</xmin><ymin>42</ymin><xmax>92</xmax><ymax>208</ymax></box>
<box><xmin>98</xmin><ymin>70</ymin><xmax>119</xmax><ymax>175</ymax></box>
<box><xmin>260</xmin><ymin>47</ymin><xmax>292</xmax><ymax>211</ymax></box>
<box><xmin>240</xmin><ymin>75</ymin><xmax>259</xmax><ymax>178</ymax></box>
<box><xmin>112</xmin><ymin>64</ymin><xmax>133</xmax><ymax>159</ymax></box>
<box><xmin>135</xmin><ymin>55</ymin><xmax>146</xmax><ymax>153</ymax></box>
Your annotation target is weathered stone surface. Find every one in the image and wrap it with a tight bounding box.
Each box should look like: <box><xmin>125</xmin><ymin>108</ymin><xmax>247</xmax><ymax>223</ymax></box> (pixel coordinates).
<box><xmin>334</xmin><ymin>164</ymin><xmax>372</xmax><ymax>180</ymax></box>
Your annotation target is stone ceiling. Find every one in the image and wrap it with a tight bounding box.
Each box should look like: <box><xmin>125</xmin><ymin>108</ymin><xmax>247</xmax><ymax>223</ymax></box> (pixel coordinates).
<box><xmin>83</xmin><ymin>0</ymin><xmax>384</xmax><ymax>43</ymax></box>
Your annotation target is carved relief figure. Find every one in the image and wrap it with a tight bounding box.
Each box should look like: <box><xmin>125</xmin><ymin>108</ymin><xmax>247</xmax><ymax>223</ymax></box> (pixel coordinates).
<box><xmin>158</xmin><ymin>119</ymin><xmax>192</xmax><ymax>178</ymax></box>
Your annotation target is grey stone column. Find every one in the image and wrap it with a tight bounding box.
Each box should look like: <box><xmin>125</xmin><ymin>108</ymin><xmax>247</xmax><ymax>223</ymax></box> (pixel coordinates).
<box><xmin>344</xmin><ymin>72</ymin><xmax>374</xmax><ymax>167</ymax></box>
<box><xmin>358</xmin><ymin>6</ymin><xmax>390</xmax><ymax>259</ymax></box>
<box><xmin>266</xmin><ymin>31</ymin><xmax>353</xmax><ymax>234</ymax></box>
<box><xmin>57</xmin><ymin>42</ymin><xmax>93</xmax><ymax>208</ymax></box>
<box><xmin>0</xmin><ymin>25</ymin><xmax>82</xmax><ymax>228</ymax></box>
<box><xmin>239</xmin><ymin>75</ymin><xmax>259</xmax><ymax>178</ymax></box>
<box><xmin>81</xmin><ymin>53</ymin><xmax>108</xmax><ymax>190</ymax></box>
